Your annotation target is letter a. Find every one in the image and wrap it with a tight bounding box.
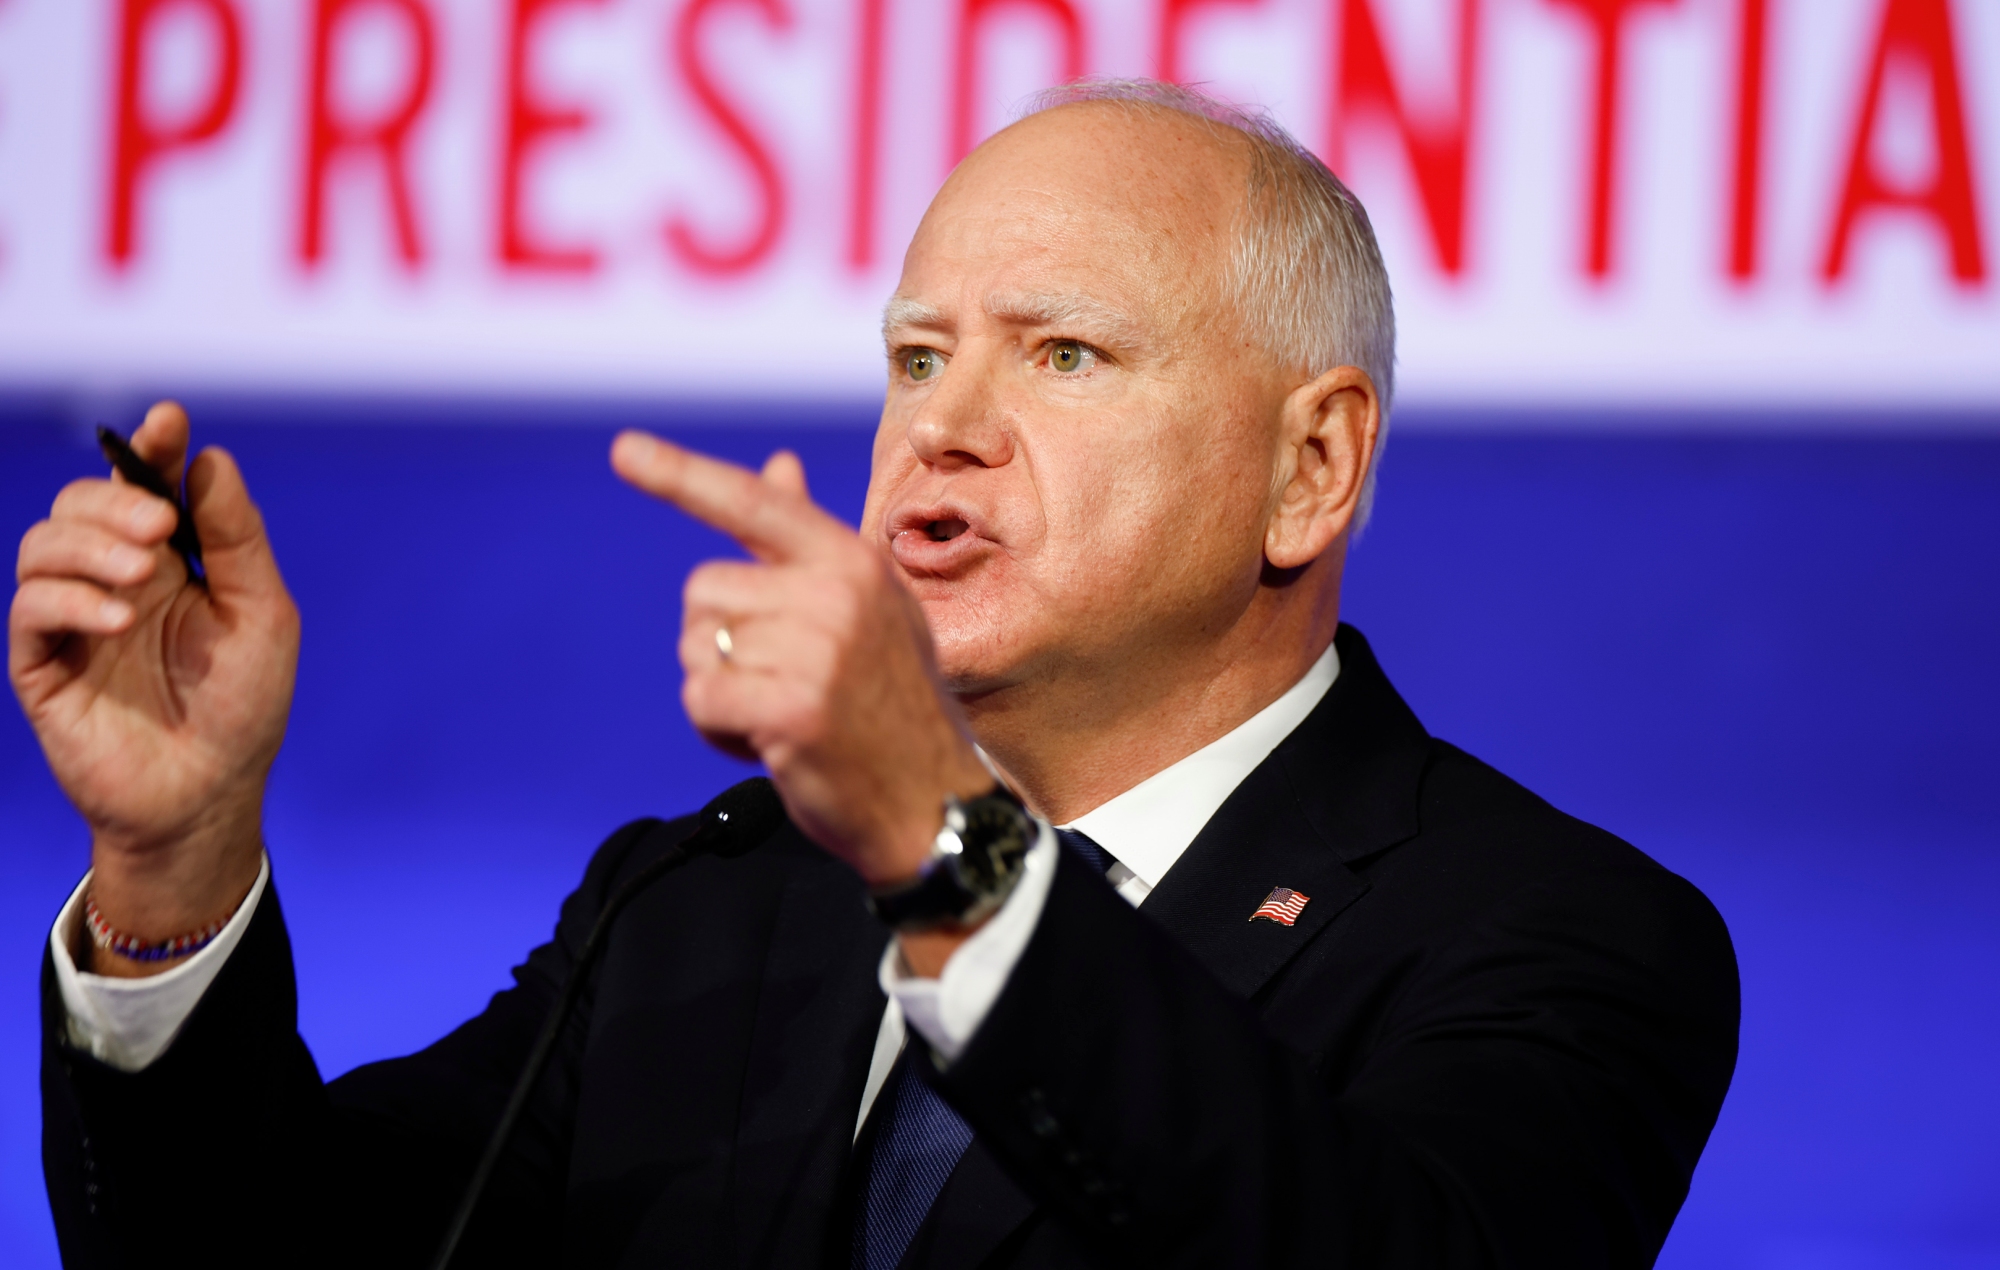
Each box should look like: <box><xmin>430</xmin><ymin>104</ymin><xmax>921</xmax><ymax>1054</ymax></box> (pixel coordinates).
<box><xmin>1822</xmin><ymin>0</ymin><xmax>1985</xmax><ymax>283</ymax></box>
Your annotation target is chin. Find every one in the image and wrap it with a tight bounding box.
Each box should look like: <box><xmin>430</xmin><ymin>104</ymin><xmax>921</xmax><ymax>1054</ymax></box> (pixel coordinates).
<box><xmin>927</xmin><ymin>617</ymin><xmax>1023</xmax><ymax>698</ymax></box>
<box><xmin>917</xmin><ymin>573</ymin><xmax>1059</xmax><ymax>695</ymax></box>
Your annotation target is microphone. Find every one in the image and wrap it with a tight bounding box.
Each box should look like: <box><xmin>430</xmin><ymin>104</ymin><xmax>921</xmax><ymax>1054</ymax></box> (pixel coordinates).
<box><xmin>428</xmin><ymin>777</ymin><xmax>786</xmax><ymax>1270</ymax></box>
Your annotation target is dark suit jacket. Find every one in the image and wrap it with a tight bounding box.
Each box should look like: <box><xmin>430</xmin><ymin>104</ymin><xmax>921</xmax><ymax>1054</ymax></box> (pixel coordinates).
<box><xmin>41</xmin><ymin>626</ymin><xmax>1739</xmax><ymax>1268</ymax></box>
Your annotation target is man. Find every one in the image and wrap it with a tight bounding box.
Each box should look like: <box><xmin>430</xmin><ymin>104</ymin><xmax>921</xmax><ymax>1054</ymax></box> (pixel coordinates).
<box><xmin>14</xmin><ymin>81</ymin><xmax>1737</xmax><ymax>1268</ymax></box>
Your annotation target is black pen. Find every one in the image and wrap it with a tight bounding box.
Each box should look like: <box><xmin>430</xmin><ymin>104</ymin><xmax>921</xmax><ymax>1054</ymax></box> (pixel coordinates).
<box><xmin>95</xmin><ymin>425</ymin><xmax>207</xmax><ymax>587</ymax></box>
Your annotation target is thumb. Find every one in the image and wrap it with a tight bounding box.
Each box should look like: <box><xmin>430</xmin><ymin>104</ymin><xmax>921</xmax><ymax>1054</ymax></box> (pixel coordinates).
<box><xmin>184</xmin><ymin>447</ymin><xmax>287</xmax><ymax>604</ymax></box>
<box><xmin>760</xmin><ymin>450</ymin><xmax>811</xmax><ymax>501</ymax></box>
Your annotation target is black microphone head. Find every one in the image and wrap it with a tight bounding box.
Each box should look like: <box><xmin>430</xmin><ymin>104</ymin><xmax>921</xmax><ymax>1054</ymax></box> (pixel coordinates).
<box><xmin>691</xmin><ymin>777</ymin><xmax>787</xmax><ymax>858</ymax></box>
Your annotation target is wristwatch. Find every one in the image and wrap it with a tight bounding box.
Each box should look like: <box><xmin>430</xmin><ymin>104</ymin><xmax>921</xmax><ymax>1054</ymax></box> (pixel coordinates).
<box><xmin>867</xmin><ymin>783</ymin><xmax>1040</xmax><ymax>932</ymax></box>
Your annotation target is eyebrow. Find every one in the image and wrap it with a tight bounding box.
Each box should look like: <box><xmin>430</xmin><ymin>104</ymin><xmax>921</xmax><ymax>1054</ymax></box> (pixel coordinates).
<box><xmin>881</xmin><ymin>297</ymin><xmax>947</xmax><ymax>341</ymax></box>
<box><xmin>881</xmin><ymin>291</ymin><xmax>1148</xmax><ymax>351</ymax></box>
<box><xmin>983</xmin><ymin>291</ymin><xmax>1144</xmax><ymax>348</ymax></box>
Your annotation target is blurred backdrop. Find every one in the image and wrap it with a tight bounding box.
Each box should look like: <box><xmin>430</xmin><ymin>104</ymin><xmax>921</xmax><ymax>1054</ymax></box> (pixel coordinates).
<box><xmin>2</xmin><ymin>1</ymin><xmax>1997</xmax><ymax>1267</ymax></box>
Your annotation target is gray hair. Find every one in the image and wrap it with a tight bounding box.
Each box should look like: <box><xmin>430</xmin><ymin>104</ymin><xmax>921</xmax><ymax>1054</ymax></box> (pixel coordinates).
<box><xmin>1022</xmin><ymin>78</ymin><xmax>1396</xmax><ymax>530</ymax></box>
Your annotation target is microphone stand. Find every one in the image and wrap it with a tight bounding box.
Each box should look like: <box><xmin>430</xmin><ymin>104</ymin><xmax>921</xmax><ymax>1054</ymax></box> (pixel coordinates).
<box><xmin>428</xmin><ymin>777</ymin><xmax>782</xmax><ymax>1270</ymax></box>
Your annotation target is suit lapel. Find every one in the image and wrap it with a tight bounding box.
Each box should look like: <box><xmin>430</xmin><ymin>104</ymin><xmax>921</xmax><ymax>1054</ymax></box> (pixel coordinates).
<box><xmin>724</xmin><ymin>836</ymin><xmax>892</xmax><ymax>1270</ymax></box>
<box><xmin>1140</xmin><ymin>625</ymin><xmax>1429</xmax><ymax>1001</ymax></box>
<box><xmin>914</xmin><ymin>627</ymin><xmax>1432</xmax><ymax>1264</ymax></box>
<box><xmin>1137</xmin><ymin>763</ymin><xmax>1371</xmax><ymax>1000</ymax></box>
<box><xmin>900</xmin><ymin>1136</ymin><xmax>1039</xmax><ymax>1270</ymax></box>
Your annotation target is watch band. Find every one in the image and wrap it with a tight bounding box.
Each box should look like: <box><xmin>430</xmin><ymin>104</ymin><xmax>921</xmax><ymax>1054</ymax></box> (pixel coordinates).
<box><xmin>868</xmin><ymin>784</ymin><xmax>1040</xmax><ymax>932</ymax></box>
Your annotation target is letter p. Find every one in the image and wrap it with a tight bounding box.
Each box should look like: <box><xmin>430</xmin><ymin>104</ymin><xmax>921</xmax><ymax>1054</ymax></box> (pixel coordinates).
<box><xmin>106</xmin><ymin>0</ymin><xmax>244</xmax><ymax>267</ymax></box>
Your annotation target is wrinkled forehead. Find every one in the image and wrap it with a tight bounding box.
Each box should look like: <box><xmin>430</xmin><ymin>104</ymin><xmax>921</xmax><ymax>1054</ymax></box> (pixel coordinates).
<box><xmin>895</xmin><ymin>103</ymin><xmax>1250</xmax><ymax>331</ymax></box>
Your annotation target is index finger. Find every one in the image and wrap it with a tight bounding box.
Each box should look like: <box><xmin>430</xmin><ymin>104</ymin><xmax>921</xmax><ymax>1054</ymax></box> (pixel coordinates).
<box><xmin>129</xmin><ymin>400</ymin><xmax>192</xmax><ymax>489</ymax></box>
<box><xmin>610</xmin><ymin>431</ymin><xmax>838</xmax><ymax>562</ymax></box>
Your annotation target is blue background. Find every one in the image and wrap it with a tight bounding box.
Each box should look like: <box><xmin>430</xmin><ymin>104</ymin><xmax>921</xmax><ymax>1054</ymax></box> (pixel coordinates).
<box><xmin>1</xmin><ymin>402</ymin><xmax>1996</xmax><ymax>1268</ymax></box>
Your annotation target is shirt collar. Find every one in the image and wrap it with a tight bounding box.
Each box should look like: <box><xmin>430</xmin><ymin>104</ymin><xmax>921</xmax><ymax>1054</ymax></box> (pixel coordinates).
<box><xmin>1062</xmin><ymin>640</ymin><xmax>1341</xmax><ymax>892</ymax></box>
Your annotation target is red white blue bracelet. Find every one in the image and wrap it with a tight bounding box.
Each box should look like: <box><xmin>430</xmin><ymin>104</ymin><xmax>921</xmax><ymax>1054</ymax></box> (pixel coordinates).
<box><xmin>83</xmin><ymin>893</ymin><xmax>233</xmax><ymax>963</ymax></box>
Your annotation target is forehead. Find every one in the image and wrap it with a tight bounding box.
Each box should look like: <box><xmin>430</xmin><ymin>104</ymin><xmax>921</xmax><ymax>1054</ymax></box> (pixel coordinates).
<box><xmin>895</xmin><ymin>102</ymin><xmax>1249</xmax><ymax>320</ymax></box>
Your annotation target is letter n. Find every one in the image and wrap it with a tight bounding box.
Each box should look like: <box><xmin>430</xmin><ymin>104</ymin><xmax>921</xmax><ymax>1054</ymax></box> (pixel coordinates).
<box><xmin>1330</xmin><ymin>0</ymin><xmax>1481</xmax><ymax>276</ymax></box>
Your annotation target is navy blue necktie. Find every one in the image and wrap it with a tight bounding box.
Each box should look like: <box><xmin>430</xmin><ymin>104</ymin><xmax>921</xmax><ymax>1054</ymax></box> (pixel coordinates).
<box><xmin>1056</xmin><ymin>827</ymin><xmax>1112</xmax><ymax>874</ymax></box>
<box><xmin>852</xmin><ymin>828</ymin><xmax>1113</xmax><ymax>1270</ymax></box>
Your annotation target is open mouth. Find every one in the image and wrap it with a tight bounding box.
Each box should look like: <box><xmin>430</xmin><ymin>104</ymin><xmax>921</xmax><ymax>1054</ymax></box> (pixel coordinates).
<box><xmin>889</xmin><ymin>506</ymin><xmax>990</xmax><ymax>575</ymax></box>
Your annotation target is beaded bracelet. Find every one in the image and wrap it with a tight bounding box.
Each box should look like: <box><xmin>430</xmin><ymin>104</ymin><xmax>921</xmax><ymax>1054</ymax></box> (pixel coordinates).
<box><xmin>83</xmin><ymin>893</ymin><xmax>233</xmax><ymax>963</ymax></box>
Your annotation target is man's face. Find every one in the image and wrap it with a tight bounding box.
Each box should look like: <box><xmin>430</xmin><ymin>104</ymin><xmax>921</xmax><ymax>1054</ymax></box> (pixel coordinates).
<box><xmin>860</xmin><ymin>104</ymin><xmax>1295</xmax><ymax>698</ymax></box>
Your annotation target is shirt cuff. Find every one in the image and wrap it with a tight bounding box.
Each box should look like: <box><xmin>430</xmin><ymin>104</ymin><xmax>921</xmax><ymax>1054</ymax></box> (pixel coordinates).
<box><xmin>880</xmin><ymin>820</ymin><xmax>1057</xmax><ymax>1065</ymax></box>
<box><xmin>50</xmin><ymin>855</ymin><xmax>272</xmax><ymax>1073</ymax></box>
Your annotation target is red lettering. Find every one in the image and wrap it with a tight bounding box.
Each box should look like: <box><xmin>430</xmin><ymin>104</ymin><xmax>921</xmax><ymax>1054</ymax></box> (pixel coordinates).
<box><xmin>1726</xmin><ymin>0</ymin><xmax>1767</xmax><ymax>280</ymax></box>
<box><xmin>105</xmin><ymin>0</ymin><xmax>243</xmax><ymax>267</ymax></box>
<box><xmin>949</xmin><ymin>0</ymin><xmax>1086</xmax><ymax>167</ymax></box>
<box><xmin>1822</xmin><ymin>0</ymin><xmax>1985</xmax><ymax>284</ymax></box>
<box><xmin>1331</xmin><ymin>0</ymin><xmax>1482</xmax><ymax>276</ymax></box>
<box><xmin>1544</xmin><ymin>0</ymin><xmax>1679</xmax><ymax>278</ymax></box>
<box><xmin>665</xmin><ymin>0</ymin><xmax>793</xmax><ymax>276</ymax></box>
<box><xmin>846</xmin><ymin>0</ymin><xmax>887</xmax><ymax>269</ymax></box>
<box><xmin>299</xmin><ymin>0</ymin><xmax>437</xmax><ymax>269</ymax></box>
<box><xmin>498</xmin><ymin>0</ymin><xmax>605</xmax><ymax>273</ymax></box>
<box><xmin>1157</xmin><ymin>0</ymin><xmax>1259</xmax><ymax>85</ymax></box>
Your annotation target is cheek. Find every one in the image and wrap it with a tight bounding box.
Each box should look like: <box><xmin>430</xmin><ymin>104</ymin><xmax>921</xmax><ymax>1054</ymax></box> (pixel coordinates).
<box><xmin>1034</xmin><ymin>461</ymin><xmax>1209</xmax><ymax>611</ymax></box>
<box><xmin>1069</xmin><ymin>425</ymin><xmax>1266</xmax><ymax>554</ymax></box>
<box><xmin>1047</xmin><ymin>431</ymin><xmax>1275</xmax><ymax>628</ymax></box>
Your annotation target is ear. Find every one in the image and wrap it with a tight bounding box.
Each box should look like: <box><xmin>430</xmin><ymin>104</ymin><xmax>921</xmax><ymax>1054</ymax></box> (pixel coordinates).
<box><xmin>1264</xmin><ymin>365</ymin><xmax>1380</xmax><ymax>571</ymax></box>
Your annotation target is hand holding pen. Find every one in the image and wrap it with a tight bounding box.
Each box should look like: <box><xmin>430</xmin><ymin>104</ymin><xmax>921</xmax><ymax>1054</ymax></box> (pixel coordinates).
<box><xmin>9</xmin><ymin>401</ymin><xmax>299</xmax><ymax>968</ymax></box>
<box><xmin>96</xmin><ymin>419</ymin><xmax>207</xmax><ymax>587</ymax></box>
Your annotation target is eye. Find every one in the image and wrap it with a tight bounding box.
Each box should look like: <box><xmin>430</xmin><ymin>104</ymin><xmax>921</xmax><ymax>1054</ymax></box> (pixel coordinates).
<box><xmin>1049</xmin><ymin>341</ymin><xmax>1087</xmax><ymax>373</ymax></box>
<box><xmin>903</xmin><ymin>348</ymin><xmax>940</xmax><ymax>381</ymax></box>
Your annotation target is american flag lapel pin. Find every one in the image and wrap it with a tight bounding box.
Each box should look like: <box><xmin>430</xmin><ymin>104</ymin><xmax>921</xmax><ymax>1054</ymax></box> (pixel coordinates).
<box><xmin>1250</xmin><ymin>887</ymin><xmax>1310</xmax><ymax>926</ymax></box>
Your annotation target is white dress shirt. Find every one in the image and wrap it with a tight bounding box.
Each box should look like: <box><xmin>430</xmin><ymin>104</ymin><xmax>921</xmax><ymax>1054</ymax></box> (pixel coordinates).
<box><xmin>51</xmin><ymin>855</ymin><xmax>272</xmax><ymax>1071</ymax></box>
<box><xmin>54</xmin><ymin>642</ymin><xmax>1341</xmax><ymax>1142</ymax></box>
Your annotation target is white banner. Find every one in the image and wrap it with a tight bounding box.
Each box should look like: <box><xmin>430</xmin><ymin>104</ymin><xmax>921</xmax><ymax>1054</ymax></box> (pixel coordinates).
<box><xmin>0</xmin><ymin>0</ymin><xmax>1995</xmax><ymax>409</ymax></box>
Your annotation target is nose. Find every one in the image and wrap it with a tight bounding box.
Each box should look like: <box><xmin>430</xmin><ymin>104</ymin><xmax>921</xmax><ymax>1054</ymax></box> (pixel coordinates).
<box><xmin>904</xmin><ymin>343</ymin><xmax>1016</xmax><ymax>472</ymax></box>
